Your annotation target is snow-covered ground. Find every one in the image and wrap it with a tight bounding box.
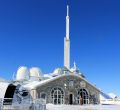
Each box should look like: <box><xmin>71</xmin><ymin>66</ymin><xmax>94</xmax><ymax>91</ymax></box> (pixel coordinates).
<box><xmin>46</xmin><ymin>104</ymin><xmax>120</xmax><ymax>110</ymax></box>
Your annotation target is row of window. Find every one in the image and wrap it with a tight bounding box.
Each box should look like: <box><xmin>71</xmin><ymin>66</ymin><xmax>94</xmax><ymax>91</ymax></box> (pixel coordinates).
<box><xmin>40</xmin><ymin>87</ymin><xmax>89</xmax><ymax>104</ymax></box>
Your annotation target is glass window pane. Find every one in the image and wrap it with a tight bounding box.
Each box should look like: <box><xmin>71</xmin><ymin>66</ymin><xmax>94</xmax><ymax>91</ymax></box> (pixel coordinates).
<box><xmin>51</xmin><ymin>87</ymin><xmax>64</xmax><ymax>104</ymax></box>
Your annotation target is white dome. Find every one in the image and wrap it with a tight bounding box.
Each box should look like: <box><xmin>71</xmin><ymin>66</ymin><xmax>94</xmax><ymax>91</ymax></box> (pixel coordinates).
<box><xmin>30</xmin><ymin>67</ymin><xmax>43</xmax><ymax>78</ymax></box>
<box><xmin>16</xmin><ymin>66</ymin><xmax>30</xmax><ymax>81</ymax></box>
<box><xmin>51</xmin><ymin>68</ymin><xmax>62</xmax><ymax>77</ymax></box>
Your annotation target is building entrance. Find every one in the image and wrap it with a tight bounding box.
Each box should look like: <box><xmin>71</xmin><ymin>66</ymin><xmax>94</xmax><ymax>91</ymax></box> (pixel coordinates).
<box><xmin>69</xmin><ymin>94</ymin><xmax>73</xmax><ymax>104</ymax></box>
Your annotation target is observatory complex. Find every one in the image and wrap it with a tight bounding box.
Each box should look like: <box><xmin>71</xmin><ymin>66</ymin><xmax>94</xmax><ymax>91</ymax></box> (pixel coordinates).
<box><xmin>0</xmin><ymin>5</ymin><xmax>100</xmax><ymax>108</ymax></box>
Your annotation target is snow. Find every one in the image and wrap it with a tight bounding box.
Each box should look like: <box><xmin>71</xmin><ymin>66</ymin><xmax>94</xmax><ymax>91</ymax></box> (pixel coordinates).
<box><xmin>0</xmin><ymin>82</ymin><xmax>10</xmax><ymax>98</ymax></box>
<box><xmin>46</xmin><ymin>104</ymin><xmax>120</xmax><ymax>110</ymax></box>
<box><xmin>108</xmin><ymin>93</ymin><xmax>118</xmax><ymax>99</ymax></box>
<box><xmin>100</xmin><ymin>92</ymin><xmax>112</xmax><ymax>100</ymax></box>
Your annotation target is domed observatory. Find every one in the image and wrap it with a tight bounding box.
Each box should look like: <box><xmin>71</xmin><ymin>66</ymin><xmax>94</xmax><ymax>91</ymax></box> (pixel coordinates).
<box><xmin>51</xmin><ymin>68</ymin><xmax>63</xmax><ymax>77</ymax></box>
<box><xmin>30</xmin><ymin>67</ymin><xmax>43</xmax><ymax>81</ymax></box>
<box><xmin>16</xmin><ymin>66</ymin><xmax>30</xmax><ymax>81</ymax></box>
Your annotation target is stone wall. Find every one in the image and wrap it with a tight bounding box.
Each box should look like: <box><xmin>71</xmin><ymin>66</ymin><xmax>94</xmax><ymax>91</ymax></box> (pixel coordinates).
<box><xmin>35</xmin><ymin>75</ymin><xmax>100</xmax><ymax>105</ymax></box>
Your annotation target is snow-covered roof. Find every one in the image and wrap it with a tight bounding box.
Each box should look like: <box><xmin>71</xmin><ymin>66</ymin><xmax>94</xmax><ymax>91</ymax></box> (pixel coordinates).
<box><xmin>23</xmin><ymin>74</ymin><xmax>100</xmax><ymax>91</ymax></box>
<box><xmin>108</xmin><ymin>93</ymin><xmax>118</xmax><ymax>99</ymax></box>
<box><xmin>100</xmin><ymin>92</ymin><xmax>112</xmax><ymax>100</ymax></box>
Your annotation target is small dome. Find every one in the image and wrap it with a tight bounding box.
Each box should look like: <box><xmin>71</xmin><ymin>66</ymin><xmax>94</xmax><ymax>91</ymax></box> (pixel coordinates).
<box><xmin>30</xmin><ymin>67</ymin><xmax>43</xmax><ymax>78</ymax></box>
<box><xmin>51</xmin><ymin>68</ymin><xmax>62</xmax><ymax>77</ymax></box>
<box><xmin>16</xmin><ymin>66</ymin><xmax>30</xmax><ymax>81</ymax></box>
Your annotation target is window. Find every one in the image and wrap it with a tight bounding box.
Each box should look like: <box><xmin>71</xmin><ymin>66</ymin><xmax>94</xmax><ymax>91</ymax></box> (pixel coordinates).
<box><xmin>69</xmin><ymin>80</ymin><xmax>74</xmax><ymax>87</ymax></box>
<box><xmin>77</xmin><ymin>89</ymin><xmax>89</xmax><ymax>104</ymax></box>
<box><xmin>51</xmin><ymin>87</ymin><xmax>64</xmax><ymax>104</ymax></box>
<box><xmin>40</xmin><ymin>92</ymin><xmax>46</xmax><ymax>100</ymax></box>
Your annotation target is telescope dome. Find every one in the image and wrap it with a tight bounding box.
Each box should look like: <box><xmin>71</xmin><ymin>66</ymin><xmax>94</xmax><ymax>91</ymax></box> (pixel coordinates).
<box><xmin>16</xmin><ymin>66</ymin><xmax>30</xmax><ymax>81</ymax></box>
<box><xmin>30</xmin><ymin>67</ymin><xmax>43</xmax><ymax>80</ymax></box>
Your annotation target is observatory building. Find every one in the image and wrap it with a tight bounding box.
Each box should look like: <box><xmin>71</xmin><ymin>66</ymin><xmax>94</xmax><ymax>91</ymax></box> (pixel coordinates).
<box><xmin>0</xmin><ymin>5</ymin><xmax>100</xmax><ymax>106</ymax></box>
<box><xmin>14</xmin><ymin>5</ymin><xmax>100</xmax><ymax>105</ymax></box>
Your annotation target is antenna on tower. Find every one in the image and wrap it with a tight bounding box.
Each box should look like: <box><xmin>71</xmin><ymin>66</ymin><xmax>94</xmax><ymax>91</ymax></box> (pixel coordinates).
<box><xmin>64</xmin><ymin>0</ymin><xmax>70</xmax><ymax>69</ymax></box>
<box><xmin>66</xmin><ymin>0</ymin><xmax>69</xmax><ymax>16</ymax></box>
<box><xmin>66</xmin><ymin>1</ymin><xmax>70</xmax><ymax>40</ymax></box>
<box><xmin>67</xmin><ymin>5</ymin><xmax>69</xmax><ymax>16</ymax></box>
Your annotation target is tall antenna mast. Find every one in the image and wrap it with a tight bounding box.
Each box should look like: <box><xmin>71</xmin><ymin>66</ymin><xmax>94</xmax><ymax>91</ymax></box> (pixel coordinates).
<box><xmin>66</xmin><ymin>4</ymin><xmax>70</xmax><ymax>40</ymax></box>
<box><xmin>64</xmin><ymin>1</ymin><xmax>70</xmax><ymax>69</ymax></box>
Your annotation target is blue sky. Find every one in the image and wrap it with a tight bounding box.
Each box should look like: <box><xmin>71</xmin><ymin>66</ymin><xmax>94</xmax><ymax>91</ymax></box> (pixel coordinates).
<box><xmin>0</xmin><ymin>0</ymin><xmax>120</xmax><ymax>96</ymax></box>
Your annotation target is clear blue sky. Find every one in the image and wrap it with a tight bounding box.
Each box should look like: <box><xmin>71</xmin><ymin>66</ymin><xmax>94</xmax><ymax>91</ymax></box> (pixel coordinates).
<box><xmin>0</xmin><ymin>0</ymin><xmax>120</xmax><ymax>96</ymax></box>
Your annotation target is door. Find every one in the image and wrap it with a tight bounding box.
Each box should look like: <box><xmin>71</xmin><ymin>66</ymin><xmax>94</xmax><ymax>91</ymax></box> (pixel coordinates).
<box><xmin>69</xmin><ymin>94</ymin><xmax>73</xmax><ymax>104</ymax></box>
